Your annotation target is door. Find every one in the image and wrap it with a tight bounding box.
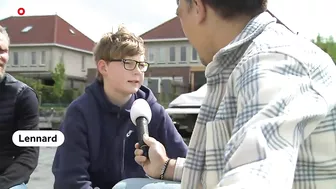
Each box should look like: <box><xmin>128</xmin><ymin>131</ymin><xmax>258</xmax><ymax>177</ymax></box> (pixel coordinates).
<box><xmin>192</xmin><ymin>71</ymin><xmax>206</xmax><ymax>91</ymax></box>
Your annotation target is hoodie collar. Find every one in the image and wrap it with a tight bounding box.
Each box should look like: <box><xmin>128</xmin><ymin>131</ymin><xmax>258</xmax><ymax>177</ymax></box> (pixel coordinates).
<box><xmin>120</xmin><ymin>94</ymin><xmax>135</xmax><ymax>113</ymax></box>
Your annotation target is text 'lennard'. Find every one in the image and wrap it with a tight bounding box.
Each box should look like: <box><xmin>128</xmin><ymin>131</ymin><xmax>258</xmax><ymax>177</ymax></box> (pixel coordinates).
<box><xmin>12</xmin><ymin>130</ymin><xmax>65</xmax><ymax>147</ymax></box>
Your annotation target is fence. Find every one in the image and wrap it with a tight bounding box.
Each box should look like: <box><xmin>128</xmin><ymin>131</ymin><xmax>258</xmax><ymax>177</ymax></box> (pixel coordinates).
<box><xmin>148</xmin><ymin>79</ymin><xmax>191</xmax><ymax>108</ymax></box>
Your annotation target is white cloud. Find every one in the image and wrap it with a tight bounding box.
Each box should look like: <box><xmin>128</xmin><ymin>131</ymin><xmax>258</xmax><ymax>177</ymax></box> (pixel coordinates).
<box><xmin>268</xmin><ymin>0</ymin><xmax>336</xmax><ymax>40</ymax></box>
<box><xmin>0</xmin><ymin>0</ymin><xmax>334</xmax><ymax>42</ymax></box>
<box><xmin>0</xmin><ymin>0</ymin><xmax>178</xmax><ymax>42</ymax></box>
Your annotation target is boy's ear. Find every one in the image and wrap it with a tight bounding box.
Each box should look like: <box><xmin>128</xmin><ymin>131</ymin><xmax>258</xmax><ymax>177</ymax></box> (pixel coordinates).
<box><xmin>97</xmin><ymin>60</ymin><xmax>107</xmax><ymax>75</ymax></box>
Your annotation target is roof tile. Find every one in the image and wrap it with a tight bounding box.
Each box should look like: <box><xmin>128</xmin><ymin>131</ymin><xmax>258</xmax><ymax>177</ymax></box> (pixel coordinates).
<box><xmin>140</xmin><ymin>10</ymin><xmax>291</xmax><ymax>40</ymax></box>
<box><xmin>0</xmin><ymin>15</ymin><xmax>95</xmax><ymax>52</ymax></box>
<box><xmin>140</xmin><ymin>17</ymin><xmax>186</xmax><ymax>40</ymax></box>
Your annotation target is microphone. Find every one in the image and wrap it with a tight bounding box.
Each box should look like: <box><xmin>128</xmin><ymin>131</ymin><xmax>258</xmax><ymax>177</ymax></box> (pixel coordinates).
<box><xmin>130</xmin><ymin>98</ymin><xmax>152</xmax><ymax>158</ymax></box>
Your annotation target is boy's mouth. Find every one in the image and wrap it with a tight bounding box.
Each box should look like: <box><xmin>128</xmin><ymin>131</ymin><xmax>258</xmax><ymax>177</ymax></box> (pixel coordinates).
<box><xmin>128</xmin><ymin>80</ymin><xmax>139</xmax><ymax>83</ymax></box>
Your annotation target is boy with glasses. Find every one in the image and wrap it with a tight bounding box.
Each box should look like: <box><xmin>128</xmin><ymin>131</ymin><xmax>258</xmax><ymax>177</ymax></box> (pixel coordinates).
<box><xmin>52</xmin><ymin>26</ymin><xmax>188</xmax><ymax>189</ymax></box>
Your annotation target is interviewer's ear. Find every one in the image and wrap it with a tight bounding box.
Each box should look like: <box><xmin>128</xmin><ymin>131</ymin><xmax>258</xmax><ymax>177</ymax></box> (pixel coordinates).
<box><xmin>194</xmin><ymin>0</ymin><xmax>207</xmax><ymax>24</ymax></box>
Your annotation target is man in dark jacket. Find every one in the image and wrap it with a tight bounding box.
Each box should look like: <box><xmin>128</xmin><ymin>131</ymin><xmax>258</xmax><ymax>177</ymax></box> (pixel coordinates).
<box><xmin>52</xmin><ymin>26</ymin><xmax>188</xmax><ymax>189</ymax></box>
<box><xmin>0</xmin><ymin>26</ymin><xmax>39</xmax><ymax>189</ymax></box>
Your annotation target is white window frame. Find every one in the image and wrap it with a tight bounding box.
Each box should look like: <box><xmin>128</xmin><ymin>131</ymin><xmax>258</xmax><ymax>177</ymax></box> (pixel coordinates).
<box><xmin>158</xmin><ymin>48</ymin><xmax>165</xmax><ymax>64</ymax></box>
<box><xmin>22</xmin><ymin>52</ymin><xmax>28</xmax><ymax>65</ymax></box>
<box><xmin>13</xmin><ymin>52</ymin><xmax>19</xmax><ymax>66</ymax></box>
<box><xmin>81</xmin><ymin>55</ymin><xmax>85</xmax><ymax>71</ymax></box>
<box><xmin>40</xmin><ymin>51</ymin><xmax>46</xmax><ymax>65</ymax></box>
<box><xmin>161</xmin><ymin>76</ymin><xmax>184</xmax><ymax>91</ymax></box>
<box><xmin>172</xmin><ymin>76</ymin><xmax>183</xmax><ymax>83</ymax></box>
<box><xmin>31</xmin><ymin>52</ymin><xmax>36</xmax><ymax>65</ymax></box>
<box><xmin>169</xmin><ymin>47</ymin><xmax>176</xmax><ymax>62</ymax></box>
<box><xmin>180</xmin><ymin>46</ymin><xmax>187</xmax><ymax>63</ymax></box>
<box><xmin>60</xmin><ymin>51</ymin><xmax>64</xmax><ymax>63</ymax></box>
<box><xmin>147</xmin><ymin>48</ymin><xmax>155</xmax><ymax>63</ymax></box>
<box><xmin>191</xmin><ymin>47</ymin><xmax>198</xmax><ymax>62</ymax></box>
<box><xmin>147</xmin><ymin>76</ymin><xmax>184</xmax><ymax>94</ymax></box>
<box><xmin>143</xmin><ymin>78</ymin><xmax>149</xmax><ymax>86</ymax></box>
<box><xmin>22</xmin><ymin>26</ymin><xmax>33</xmax><ymax>32</ymax></box>
<box><xmin>147</xmin><ymin>77</ymin><xmax>161</xmax><ymax>93</ymax></box>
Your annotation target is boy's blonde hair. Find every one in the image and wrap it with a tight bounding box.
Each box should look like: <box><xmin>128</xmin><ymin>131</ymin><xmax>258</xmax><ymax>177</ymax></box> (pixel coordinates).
<box><xmin>93</xmin><ymin>25</ymin><xmax>145</xmax><ymax>81</ymax></box>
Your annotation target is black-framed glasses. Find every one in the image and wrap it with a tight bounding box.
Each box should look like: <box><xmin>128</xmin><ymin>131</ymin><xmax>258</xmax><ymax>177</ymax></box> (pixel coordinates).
<box><xmin>110</xmin><ymin>59</ymin><xmax>150</xmax><ymax>72</ymax></box>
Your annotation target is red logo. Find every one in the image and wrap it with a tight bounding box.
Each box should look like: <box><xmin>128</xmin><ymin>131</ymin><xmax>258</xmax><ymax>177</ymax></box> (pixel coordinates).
<box><xmin>17</xmin><ymin>8</ymin><xmax>25</xmax><ymax>16</ymax></box>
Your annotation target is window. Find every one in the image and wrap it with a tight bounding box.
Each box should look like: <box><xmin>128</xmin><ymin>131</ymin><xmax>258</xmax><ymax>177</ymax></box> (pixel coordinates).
<box><xmin>180</xmin><ymin>46</ymin><xmax>186</xmax><ymax>62</ymax></box>
<box><xmin>69</xmin><ymin>29</ymin><xmax>75</xmax><ymax>34</ymax></box>
<box><xmin>22</xmin><ymin>26</ymin><xmax>33</xmax><ymax>32</ymax></box>
<box><xmin>169</xmin><ymin>47</ymin><xmax>175</xmax><ymax>62</ymax></box>
<box><xmin>31</xmin><ymin>52</ymin><xmax>36</xmax><ymax>65</ymax></box>
<box><xmin>191</xmin><ymin>47</ymin><xmax>198</xmax><ymax>61</ymax></box>
<box><xmin>147</xmin><ymin>78</ymin><xmax>160</xmax><ymax>93</ymax></box>
<box><xmin>41</xmin><ymin>51</ymin><xmax>46</xmax><ymax>65</ymax></box>
<box><xmin>173</xmin><ymin>76</ymin><xmax>183</xmax><ymax>83</ymax></box>
<box><xmin>13</xmin><ymin>52</ymin><xmax>18</xmax><ymax>65</ymax></box>
<box><xmin>147</xmin><ymin>48</ymin><xmax>154</xmax><ymax>63</ymax></box>
<box><xmin>143</xmin><ymin>78</ymin><xmax>149</xmax><ymax>86</ymax></box>
<box><xmin>60</xmin><ymin>52</ymin><xmax>64</xmax><ymax>63</ymax></box>
<box><xmin>161</xmin><ymin>79</ymin><xmax>173</xmax><ymax>93</ymax></box>
<box><xmin>193</xmin><ymin>71</ymin><xmax>206</xmax><ymax>90</ymax></box>
<box><xmin>22</xmin><ymin>52</ymin><xmax>28</xmax><ymax>65</ymax></box>
<box><xmin>158</xmin><ymin>48</ymin><xmax>165</xmax><ymax>63</ymax></box>
<box><xmin>146</xmin><ymin>77</ymin><xmax>184</xmax><ymax>95</ymax></box>
<box><xmin>81</xmin><ymin>55</ymin><xmax>85</xmax><ymax>70</ymax></box>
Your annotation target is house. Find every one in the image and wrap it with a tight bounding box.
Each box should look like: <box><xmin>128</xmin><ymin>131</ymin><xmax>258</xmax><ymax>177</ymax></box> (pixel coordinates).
<box><xmin>141</xmin><ymin>17</ymin><xmax>205</xmax><ymax>95</ymax></box>
<box><xmin>140</xmin><ymin>10</ymin><xmax>291</xmax><ymax>96</ymax></box>
<box><xmin>0</xmin><ymin>15</ymin><xmax>96</xmax><ymax>89</ymax></box>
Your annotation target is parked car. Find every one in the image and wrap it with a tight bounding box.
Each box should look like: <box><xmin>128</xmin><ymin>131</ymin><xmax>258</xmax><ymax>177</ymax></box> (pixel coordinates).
<box><xmin>165</xmin><ymin>84</ymin><xmax>206</xmax><ymax>138</ymax></box>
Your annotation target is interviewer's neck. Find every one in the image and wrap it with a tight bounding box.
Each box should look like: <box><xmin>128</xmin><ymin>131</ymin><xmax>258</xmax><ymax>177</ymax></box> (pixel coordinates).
<box><xmin>200</xmin><ymin>13</ymin><xmax>253</xmax><ymax>64</ymax></box>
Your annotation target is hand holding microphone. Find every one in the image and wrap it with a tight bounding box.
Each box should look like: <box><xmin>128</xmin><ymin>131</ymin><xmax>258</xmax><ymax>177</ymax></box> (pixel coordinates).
<box><xmin>130</xmin><ymin>99</ymin><xmax>152</xmax><ymax>158</ymax></box>
<box><xmin>131</xmin><ymin>99</ymin><xmax>170</xmax><ymax>178</ymax></box>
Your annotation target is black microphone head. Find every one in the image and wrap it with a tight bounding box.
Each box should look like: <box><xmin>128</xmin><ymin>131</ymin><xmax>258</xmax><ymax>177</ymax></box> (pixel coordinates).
<box><xmin>130</xmin><ymin>99</ymin><xmax>152</xmax><ymax>126</ymax></box>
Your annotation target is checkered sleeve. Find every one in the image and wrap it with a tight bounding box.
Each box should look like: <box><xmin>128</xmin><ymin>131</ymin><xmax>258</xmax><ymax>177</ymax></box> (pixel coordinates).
<box><xmin>215</xmin><ymin>53</ymin><xmax>331</xmax><ymax>188</ymax></box>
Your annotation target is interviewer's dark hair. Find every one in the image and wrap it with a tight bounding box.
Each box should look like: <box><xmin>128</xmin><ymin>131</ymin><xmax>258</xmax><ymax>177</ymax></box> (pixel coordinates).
<box><xmin>186</xmin><ymin>0</ymin><xmax>267</xmax><ymax>18</ymax></box>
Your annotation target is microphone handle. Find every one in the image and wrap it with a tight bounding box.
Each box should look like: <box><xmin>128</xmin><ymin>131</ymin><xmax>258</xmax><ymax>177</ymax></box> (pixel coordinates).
<box><xmin>136</xmin><ymin>117</ymin><xmax>149</xmax><ymax>158</ymax></box>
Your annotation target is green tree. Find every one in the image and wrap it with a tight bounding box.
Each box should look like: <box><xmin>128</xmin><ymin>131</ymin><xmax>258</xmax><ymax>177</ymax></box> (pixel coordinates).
<box><xmin>312</xmin><ymin>34</ymin><xmax>336</xmax><ymax>61</ymax></box>
<box><xmin>13</xmin><ymin>74</ymin><xmax>43</xmax><ymax>104</ymax></box>
<box><xmin>52</xmin><ymin>62</ymin><xmax>66</xmax><ymax>102</ymax></box>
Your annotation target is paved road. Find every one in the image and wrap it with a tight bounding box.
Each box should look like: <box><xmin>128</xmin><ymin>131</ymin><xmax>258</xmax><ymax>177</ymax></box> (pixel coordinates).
<box><xmin>27</xmin><ymin>147</ymin><xmax>57</xmax><ymax>189</ymax></box>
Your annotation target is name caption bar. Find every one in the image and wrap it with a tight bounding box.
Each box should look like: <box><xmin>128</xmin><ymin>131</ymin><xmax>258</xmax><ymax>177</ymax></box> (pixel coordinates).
<box><xmin>12</xmin><ymin>130</ymin><xmax>65</xmax><ymax>147</ymax></box>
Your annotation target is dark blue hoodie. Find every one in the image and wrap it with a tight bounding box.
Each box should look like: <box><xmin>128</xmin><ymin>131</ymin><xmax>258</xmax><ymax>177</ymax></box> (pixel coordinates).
<box><xmin>52</xmin><ymin>80</ymin><xmax>188</xmax><ymax>189</ymax></box>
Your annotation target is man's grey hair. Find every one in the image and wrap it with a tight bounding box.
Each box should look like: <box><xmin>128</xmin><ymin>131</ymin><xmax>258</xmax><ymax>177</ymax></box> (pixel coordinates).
<box><xmin>0</xmin><ymin>25</ymin><xmax>10</xmax><ymax>44</ymax></box>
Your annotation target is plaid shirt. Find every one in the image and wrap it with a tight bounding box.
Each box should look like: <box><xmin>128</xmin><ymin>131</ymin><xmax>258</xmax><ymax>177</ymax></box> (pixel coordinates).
<box><xmin>173</xmin><ymin>12</ymin><xmax>336</xmax><ymax>189</ymax></box>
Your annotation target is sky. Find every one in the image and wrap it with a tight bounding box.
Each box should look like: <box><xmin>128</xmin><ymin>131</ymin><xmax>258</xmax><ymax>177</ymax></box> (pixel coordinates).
<box><xmin>0</xmin><ymin>0</ymin><xmax>335</xmax><ymax>42</ymax></box>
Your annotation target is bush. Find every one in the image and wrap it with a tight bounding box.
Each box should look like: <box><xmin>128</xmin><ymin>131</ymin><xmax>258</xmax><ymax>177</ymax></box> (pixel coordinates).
<box><xmin>41</xmin><ymin>86</ymin><xmax>81</xmax><ymax>104</ymax></box>
<box><xmin>12</xmin><ymin>74</ymin><xmax>82</xmax><ymax>105</ymax></box>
